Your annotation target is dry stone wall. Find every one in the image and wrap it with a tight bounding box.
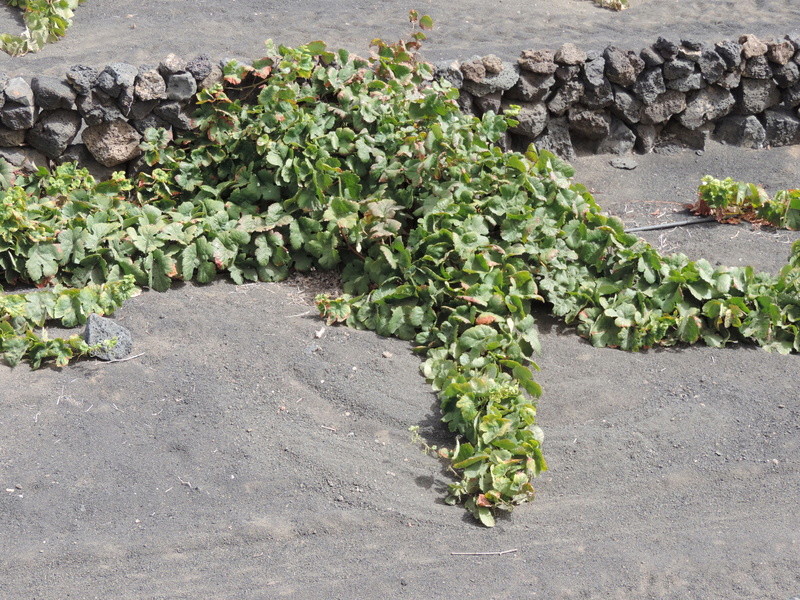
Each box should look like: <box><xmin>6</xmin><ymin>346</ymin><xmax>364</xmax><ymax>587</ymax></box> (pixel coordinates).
<box><xmin>0</xmin><ymin>53</ymin><xmax>222</xmax><ymax>178</ymax></box>
<box><xmin>1</xmin><ymin>33</ymin><xmax>800</xmax><ymax>177</ymax></box>
<box><xmin>437</xmin><ymin>33</ymin><xmax>800</xmax><ymax>159</ymax></box>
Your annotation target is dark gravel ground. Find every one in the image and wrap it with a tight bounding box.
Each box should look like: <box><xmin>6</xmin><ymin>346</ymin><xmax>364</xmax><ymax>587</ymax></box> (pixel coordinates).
<box><xmin>1</xmin><ymin>2</ymin><xmax>799</xmax><ymax>599</ymax></box>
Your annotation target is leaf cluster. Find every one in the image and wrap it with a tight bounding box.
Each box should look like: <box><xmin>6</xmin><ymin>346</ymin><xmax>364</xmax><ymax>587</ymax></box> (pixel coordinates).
<box><xmin>1</xmin><ymin>0</ymin><xmax>85</xmax><ymax>56</ymax></box>
<box><xmin>690</xmin><ymin>176</ymin><xmax>800</xmax><ymax>230</ymax></box>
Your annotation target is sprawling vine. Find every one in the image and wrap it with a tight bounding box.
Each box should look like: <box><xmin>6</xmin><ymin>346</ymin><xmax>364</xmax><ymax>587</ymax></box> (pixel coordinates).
<box><xmin>2</xmin><ymin>15</ymin><xmax>799</xmax><ymax>524</ymax></box>
<box><xmin>1</xmin><ymin>0</ymin><xmax>84</xmax><ymax>56</ymax></box>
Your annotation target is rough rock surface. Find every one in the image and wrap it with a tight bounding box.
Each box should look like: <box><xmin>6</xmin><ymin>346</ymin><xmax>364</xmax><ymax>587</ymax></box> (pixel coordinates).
<box><xmin>433</xmin><ymin>60</ymin><xmax>463</xmax><ymax>89</ymax></box>
<box><xmin>555</xmin><ymin>43</ymin><xmax>586</xmax><ymax>66</ymax></box>
<box><xmin>604</xmin><ymin>47</ymin><xmax>636</xmax><ymax>86</ymax></box>
<box><xmin>134</xmin><ymin>67</ymin><xmax>167</xmax><ymax>101</ymax></box>
<box><xmin>715</xmin><ymin>114</ymin><xmax>767</xmax><ymax>148</ymax></box>
<box><xmin>508</xmin><ymin>72</ymin><xmax>555</xmax><ymax>102</ymax></box>
<box><xmin>65</xmin><ymin>64</ymin><xmax>99</xmax><ymax>95</ymax></box>
<box><xmin>737</xmin><ymin>78</ymin><xmax>781</xmax><ymax>113</ymax></box>
<box><xmin>462</xmin><ymin>62</ymin><xmax>519</xmax><ymax>96</ymax></box>
<box><xmin>596</xmin><ymin>119</ymin><xmax>636</xmax><ymax>154</ymax></box>
<box><xmin>1</xmin><ymin>103</ymin><xmax>36</xmax><ymax>130</ymax></box>
<box><xmin>77</xmin><ymin>91</ymin><xmax>124</xmax><ymax>126</ymax></box>
<box><xmin>663</xmin><ymin>58</ymin><xmax>695</xmax><ymax>80</ymax></box>
<box><xmin>764</xmin><ymin>109</ymin><xmax>800</xmax><ymax>146</ymax></box>
<box><xmin>0</xmin><ymin>125</ymin><xmax>26</xmax><ymax>146</ymax></box>
<box><xmin>460</xmin><ymin>58</ymin><xmax>485</xmax><ymax>83</ymax></box>
<box><xmin>714</xmin><ymin>41</ymin><xmax>744</xmax><ymax>69</ymax></box>
<box><xmin>481</xmin><ymin>54</ymin><xmax>503</xmax><ymax>75</ymax></box>
<box><xmin>0</xmin><ymin>146</ymin><xmax>48</xmax><ymax>170</ymax></box>
<box><xmin>474</xmin><ymin>91</ymin><xmax>502</xmax><ymax>115</ymax></box>
<box><xmin>96</xmin><ymin>63</ymin><xmax>138</xmax><ymax>99</ymax></box>
<box><xmin>767</xmin><ymin>39</ymin><xmax>795</xmax><ymax>65</ymax></box>
<box><xmin>4</xmin><ymin>77</ymin><xmax>34</xmax><ymax>106</ymax></box>
<box><xmin>581</xmin><ymin>80</ymin><xmax>614</xmax><ymax>109</ymax></box>
<box><xmin>26</xmin><ymin>110</ymin><xmax>82</xmax><ymax>158</ymax></box>
<box><xmin>31</xmin><ymin>77</ymin><xmax>77</xmax><ymax>111</ymax></box>
<box><xmin>635</xmin><ymin>123</ymin><xmax>659</xmax><ymax>153</ymax></box>
<box><xmin>153</xmin><ymin>101</ymin><xmax>196</xmax><ymax>130</ymax></box>
<box><xmin>640</xmin><ymin>90</ymin><xmax>687</xmax><ymax>125</ymax></box>
<box><xmin>199</xmin><ymin>65</ymin><xmax>223</xmax><ymax>90</ymax></box>
<box><xmin>534</xmin><ymin>116</ymin><xmax>574</xmax><ymax>160</ymax></box>
<box><xmin>568</xmin><ymin>106</ymin><xmax>612</xmax><ymax>139</ymax></box>
<box><xmin>518</xmin><ymin>49</ymin><xmax>557</xmax><ymax>74</ymax></box>
<box><xmin>739</xmin><ymin>34</ymin><xmax>768</xmax><ymax>58</ymax></box>
<box><xmin>666</xmin><ymin>71</ymin><xmax>705</xmax><ymax>92</ymax></box>
<box><xmin>697</xmin><ymin>49</ymin><xmax>726</xmax><ymax>83</ymax></box>
<box><xmin>654</xmin><ymin>37</ymin><xmax>680</xmax><ymax>60</ymax></box>
<box><xmin>165</xmin><ymin>72</ymin><xmax>198</xmax><ymax>101</ymax></box>
<box><xmin>612</xmin><ymin>85</ymin><xmax>643</xmax><ymax>124</ymax></box>
<box><xmin>547</xmin><ymin>80</ymin><xmax>584</xmax><ymax>116</ymax></box>
<box><xmin>743</xmin><ymin>56</ymin><xmax>773</xmax><ymax>79</ymax></box>
<box><xmin>678</xmin><ymin>86</ymin><xmax>735</xmax><ymax>129</ymax></box>
<box><xmin>633</xmin><ymin>68</ymin><xmax>666</xmax><ymax>104</ymax></box>
<box><xmin>82</xmin><ymin>119</ymin><xmax>142</xmax><ymax>167</ymax></box>
<box><xmin>582</xmin><ymin>56</ymin><xmax>607</xmax><ymax>88</ymax></box>
<box><xmin>507</xmin><ymin>101</ymin><xmax>548</xmax><ymax>137</ymax></box>
<box><xmin>83</xmin><ymin>314</ymin><xmax>134</xmax><ymax>361</ymax></box>
<box><xmin>186</xmin><ymin>54</ymin><xmax>214</xmax><ymax>82</ymax></box>
<box><xmin>159</xmin><ymin>53</ymin><xmax>187</xmax><ymax>78</ymax></box>
<box><xmin>773</xmin><ymin>62</ymin><xmax>800</xmax><ymax>88</ymax></box>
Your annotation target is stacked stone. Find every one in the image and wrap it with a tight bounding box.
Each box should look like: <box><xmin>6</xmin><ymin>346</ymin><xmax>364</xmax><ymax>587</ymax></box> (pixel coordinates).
<box><xmin>435</xmin><ymin>34</ymin><xmax>800</xmax><ymax>159</ymax></box>
<box><xmin>2</xmin><ymin>35</ymin><xmax>800</xmax><ymax>175</ymax></box>
<box><xmin>0</xmin><ymin>54</ymin><xmax>222</xmax><ymax>177</ymax></box>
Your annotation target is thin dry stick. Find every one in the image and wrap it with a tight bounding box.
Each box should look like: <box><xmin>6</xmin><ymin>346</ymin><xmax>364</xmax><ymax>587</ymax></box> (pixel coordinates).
<box><xmin>98</xmin><ymin>352</ymin><xmax>145</xmax><ymax>364</ymax></box>
<box><xmin>451</xmin><ymin>548</ymin><xmax>518</xmax><ymax>556</ymax></box>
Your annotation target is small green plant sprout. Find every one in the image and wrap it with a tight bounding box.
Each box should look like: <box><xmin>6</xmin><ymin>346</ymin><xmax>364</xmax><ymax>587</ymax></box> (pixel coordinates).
<box><xmin>1</xmin><ymin>0</ymin><xmax>86</xmax><ymax>56</ymax></box>
<box><xmin>691</xmin><ymin>176</ymin><xmax>800</xmax><ymax>230</ymax></box>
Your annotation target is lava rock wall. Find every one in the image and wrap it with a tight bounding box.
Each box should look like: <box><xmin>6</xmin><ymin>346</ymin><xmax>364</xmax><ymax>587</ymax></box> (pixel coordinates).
<box><xmin>437</xmin><ymin>33</ymin><xmax>800</xmax><ymax>159</ymax></box>
<box><xmin>1</xmin><ymin>33</ymin><xmax>799</xmax><ymax>177</ymax></box>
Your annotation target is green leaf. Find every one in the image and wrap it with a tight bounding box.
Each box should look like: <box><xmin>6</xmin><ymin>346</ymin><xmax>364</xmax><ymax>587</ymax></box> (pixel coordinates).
<box><xmin>25</xmin><ymin>244</ymin><xmax>60</xmax><ymax>282</ymax></box>
<box><xmin>306</xmin><ymin>40</ymin><xmax>327</xmax><ymax>54</ymax></box>
<box><xmin>476</xmin><ymin>505</ymin><xmax>495</xmax><ymax>527</ymax></box>
<box><xmin>147</xmin><ymin>249</ymin><xmax>175</xmax><ymax>292</ymax></box>
<box><xmin>2</xmin><ymin>336</ymin><xmax>29</xmax><ymax>367</ymax></box>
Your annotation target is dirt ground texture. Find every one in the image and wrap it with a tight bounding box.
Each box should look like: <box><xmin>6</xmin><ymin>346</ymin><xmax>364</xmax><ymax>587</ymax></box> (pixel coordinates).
<box><xmin>1</xmin><ymin>2</ymin><xmax>800</xmax><ymax>599</ymax></box>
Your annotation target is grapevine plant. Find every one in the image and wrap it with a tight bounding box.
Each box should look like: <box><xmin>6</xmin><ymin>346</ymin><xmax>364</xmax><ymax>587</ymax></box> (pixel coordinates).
<box><xmin>690</xmin><ymin>176</ymin><xmax>800</xmax><ymax>230</ymax></box>
<box><xmin>1</xmin><ymin>0</ymin><xmax>84</xmax><ymax>56</ymax></box>
<box><xmin>3</xmin><ymin>16</ymin><xmax>800</xmax><ymax>525</ymax></box>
